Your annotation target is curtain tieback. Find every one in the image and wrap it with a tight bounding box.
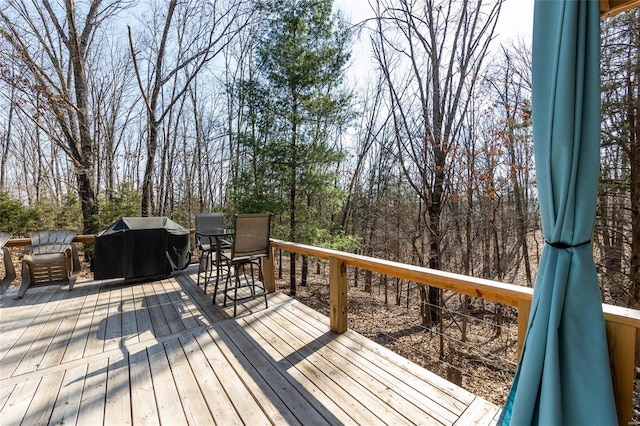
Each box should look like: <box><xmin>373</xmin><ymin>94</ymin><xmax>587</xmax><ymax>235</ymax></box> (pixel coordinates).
<box><xmin>545</xmin><ymin>239</ymin><xmax>591</xmax><ymax>249</ymax></box>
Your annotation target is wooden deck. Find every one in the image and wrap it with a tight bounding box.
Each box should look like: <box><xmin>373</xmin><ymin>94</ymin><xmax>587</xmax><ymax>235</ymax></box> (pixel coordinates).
<box><xmin>0</xmin><ymin>265</ymin><xmax>500</xmax><ymax>425</ymax></box>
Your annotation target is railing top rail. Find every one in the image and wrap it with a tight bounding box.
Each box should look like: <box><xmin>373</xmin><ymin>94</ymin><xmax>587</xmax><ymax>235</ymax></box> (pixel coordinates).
<box><xmin>270</xmin><ymin>239</ymin><xmax>532</xmax><ymax>306</ymax></box>
<box><xmin>5</xmin><ymin>234</ymin><xmax>97</xmax><ymax>247</ymax></box>
<box><xmin>4</xmin><ymin>230</ymin><xmax>196</xmax><ymax>248</ymax></box>
<box><xmin>269</xmin><ymin>239</ymin><xmax>640</xmax><ymax>329</ymax></box>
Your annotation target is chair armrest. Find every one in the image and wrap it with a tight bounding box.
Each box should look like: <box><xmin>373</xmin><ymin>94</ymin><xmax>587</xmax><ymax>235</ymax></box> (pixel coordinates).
<box><xmin>2</xmin><ymin>247</ymin><xmax>16</xmax><ymax>280</ymax></box>
<box><xmin>70</xmin><ymin>244</ymin><xmax>81</xmax><ymax>275</ymax></box>
<box><xmin>195</xmin><ymin>233</ymin><xmax>216</xmax><ymax>251</ymax></box>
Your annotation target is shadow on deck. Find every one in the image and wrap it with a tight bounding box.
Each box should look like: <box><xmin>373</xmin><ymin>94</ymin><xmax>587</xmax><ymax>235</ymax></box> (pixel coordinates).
<box><xmin>0</xmin><ymin>265</ymin><xmax>499</xmax><ymax>425</ymax></box>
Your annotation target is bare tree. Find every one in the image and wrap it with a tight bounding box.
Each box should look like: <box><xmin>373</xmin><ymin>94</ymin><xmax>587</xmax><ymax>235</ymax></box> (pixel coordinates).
<box><xmin>485</xmin><ymin>46</ymin><xmax>534</xmax><ymax>286</ymax></box>
<box><xmin>128</xmin><ymin>0</ymin><xmax>256</xmax><ymax>216</ymax></box>
<box><xmin>90</xmin><ymin>38</ymin><xmax>137</xmax><ymax>201</ymax></box>
<box><xmin>0</xmin><ymin>0</ymin><xmax>131</xmax><ymax>233</ymax></box>
<box><xmin>372</xmin><ymin>0</ymin><xmax>501</xmax><ymax>325</ymax></box>
<box><xmin>600</xmin><ymin>10</ymin><xmax>640</xmax><ymax>306</ymax></box>
<box><xmin>0</xmin><ymin>81</ymin><xmax>15</xmax><ymax>192</ymax></box>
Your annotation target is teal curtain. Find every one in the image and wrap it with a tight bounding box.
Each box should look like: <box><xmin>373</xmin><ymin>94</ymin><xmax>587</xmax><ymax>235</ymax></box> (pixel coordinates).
<box><xmin>499</xmin><ymin>1</ymin><xmax>617</xmax><ymax>424</ymax></box>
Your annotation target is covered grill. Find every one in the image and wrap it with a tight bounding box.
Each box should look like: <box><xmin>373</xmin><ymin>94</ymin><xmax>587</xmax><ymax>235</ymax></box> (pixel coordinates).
<box><xmin>93</xmin><ymin>217</ymin><xmax>190</xmax><ymax>281</ymax></box>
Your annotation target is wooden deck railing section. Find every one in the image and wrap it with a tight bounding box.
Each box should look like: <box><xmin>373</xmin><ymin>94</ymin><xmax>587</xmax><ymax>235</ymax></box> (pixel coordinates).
<box><xmin>265</xmin><ymin>239</ymin><xmax>640</xmax><ymax>426</ymax></box>
<box><xmin>5</xmin><ymin>235</ymin><xmax>640</xmax><ymax>425</ymax></box>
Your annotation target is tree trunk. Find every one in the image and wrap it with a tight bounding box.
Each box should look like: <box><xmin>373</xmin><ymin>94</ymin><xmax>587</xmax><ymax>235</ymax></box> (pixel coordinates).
<box><xmin>629</xmin><ymin>16</ymin><xmax>640</xmax><ymax>305</ymax></box>
<box><xmin>629</xmin><ymin>83</ymin><xmax>640</xmax><ymax>305</ymax></box>
<box><xmin>288</xmin><ymin>87</ymin><xmax>299</xmax><ymax>294</ymax></box>
<box><xmin>289</xmin><ymin>252</ymin><xmax>296</xmax><ymax>296</ymax></box>
<box><xmin>364</xmin><ymin>269</ymin><xmax>372</xmax><ymax>294</ymax></box>
<box><xmin>461</xmin><ymin>295</ymin><xmax>470</xmax><ymax>343</ymax></box>
<box><xmin>508</xmin><ymin>140</ymin><xmax>533</xmax><ymax>286</ymax></box>
<box><xmin>142</xmin><ymin>120</ymin><xmax>159</xmax><ymax>216</ymax></box>
<box><xmin>0</xmin><ymin>86</ymin><xmax>15</xmax><ymax>191</ymax></box>
<box><xmin>76</xmin><ymin>169</ymin><xmax>98</xmax><ymax>235</ymax></box>
<box><xmin>426</xmin><ymin>165</ymin><xmax>444</xmax><ymax>326</ymax></box>
<box><xmin>301</xmin><ymin>255</ymin><xmax>308</xmax><ymax>286</ymax></box>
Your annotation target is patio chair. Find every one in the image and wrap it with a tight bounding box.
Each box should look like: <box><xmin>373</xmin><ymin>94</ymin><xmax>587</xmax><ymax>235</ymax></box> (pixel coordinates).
<box><xmin>17</xmin><ymin>230</ymin><xmax>80</xmax><ymax>299</ymax></box>
<box><xmin>1</xmin><ymin>233</ymin><xmax>16</xmax><ymax>293</ymax></box>
<box><xmin>195</xmin><ymin>212</ymin><xmax>231</xmax><ymax>293</ymax></box>
<box><xmin>220</xmin><ymin>213</ymin><xmax>271</xmax><ymax>317</ymax></box>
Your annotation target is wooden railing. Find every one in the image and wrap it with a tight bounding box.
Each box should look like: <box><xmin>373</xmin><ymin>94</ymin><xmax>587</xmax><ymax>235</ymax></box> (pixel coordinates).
<box><xmin>4</xmin><ymin>234</ymin><xmax>98</xmax><ymax>247</ymax></box>
<box><xmin>5</xmin><ymin>235</ymin><xmax>640</xmax><ymax>424</ymax></box>
<box><xmin>265</xmin><ymin>239</ymin><xmax>640</xmax><ymax>426</ymax></box>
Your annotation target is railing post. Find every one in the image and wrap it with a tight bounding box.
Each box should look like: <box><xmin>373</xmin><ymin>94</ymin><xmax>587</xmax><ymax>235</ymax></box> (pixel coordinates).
<box><xmin>605</xmin><ymin>320</ymin><xmax>636</xmax><ymax>426</ymax></box>
<box><xmin>263</xmin><ymin>245</ymin><xmax>276</xmax><ymax>293</ymax></box>
<box><xmin>517</xmin><ymin>299</ymin><xmax>531</xmax><ymax>357</ymax></box>
<box><xmin>329</xmin><ymin>256</ymin><xmax>347</xmax><ymax>333</ymax></box>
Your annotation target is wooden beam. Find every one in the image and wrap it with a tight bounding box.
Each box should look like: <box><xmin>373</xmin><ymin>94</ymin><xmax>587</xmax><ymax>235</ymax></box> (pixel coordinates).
<box><xmin>329</xmin><ymin>256</ymin><xmax>347</xmax><ymax>334</ymax></box>
<box><xmin>263</xmin><ymin>246</ymin><xmax>276</xmax><ymax>293</ymax></box>
<box><xmin>605</xmin><ymin>321</ymin><xmax>636</xmax><ymax>426</ymax></box>
<box><xmin>517</xmin><ymin>299</ymin><xmax>531</xmax><ymax>357</ymax></box>
<box><xmin>601</xmin><ymin>0</ymin><xmax>640</xmax><ymax>18</ymax></box>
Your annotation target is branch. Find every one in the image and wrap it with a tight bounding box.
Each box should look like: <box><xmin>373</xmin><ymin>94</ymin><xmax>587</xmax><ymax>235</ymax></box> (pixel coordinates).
<box><xmin>127</xmin><ymin>25</ymin><xmax>152</xmax><ymax>116</ymax></box>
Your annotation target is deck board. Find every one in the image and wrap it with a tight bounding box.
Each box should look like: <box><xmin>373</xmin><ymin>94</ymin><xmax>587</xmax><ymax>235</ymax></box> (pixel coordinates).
<box><xmin>0</xmin><ymin>382</ymin><xmax>14</xmax><ymax>412</ymax></box>
<box><xmin>76</xmin><ymin>358</ymin><xmax>108</xmax><ymax>425</ymax></box>
<box><xmin>39</xmin><ymin>285</ymin><xmax>91</xmax><ymax>370</ymax></box>
<box><xmin>256</xmin><ymin>308</ymin><xmax>447</xmax><ymax>424</ymax></box>
<box><xmin>288</xmin><ymin>299</ymin><xmax>478</xmax><ymax>409</ymax></box>
<box><xmin>129</xmin><ymin>347</ymin><xmax>160</xmax><ymax>425</ymax></box>
<box><xmin>143</xmin><ymin>281</ymin><xmax>172</xmax><ymax>338</ymax></box>
<box><xmin>147</xmin><ymin>341</ymin><xmax>189</xmax><ymax>424</ymax></box>
<box><xmin>2</xmin><ymin>378</ymin><xmax>39</xmax><ymax>425</ymax></box>
<box><xmin>105</xmin><ymin>353</ymin><xmax>132</xmax><ymax>425</ymax></box>
<box><xmin>103</xmin><ymin>285</ymin><xmax>123</xmax><ymax>352</ymax></box>
<box><xmin>49</xmin><ymin>363</ymin><xmax>87</xmax><ymax>426</ymax></box>
<box><xmin>153</xmin><ymin>280</ymin><xmax>185</xmax><ymax>334</ymax></box>
<box><xmin>211</xmin><ymin>325</ymin><xmax>304</xmax><ymax>425</ymax></box>
<box><xmin>221</xmin><ymin>320</ymin><xmax>333</xmax><ymax>425</ymax></box>
<box><xmin>22</xmin><ymin>370</ymin><xmax>64</xmax><ymax>426</ymax></box>
<box><xmin>120</xmin><ymin>284</ymin><xmax>139</xmax><ymax>346</ymax></box>
<box><xmin>62</xmin><ymin>282</ymin><xmax>102</xmax><ymax>363</ymax></box>
<box><xmin>240</xmin><ymin>318</ymin><xmax>366</xmax><ymax>424</ymax></box>
<box><xmin>236</xmin><ymin>312</ymin><xmax>357</xmax><ymax>424</ymax></box>
<box><xmin>132</xmin><ymin>282</ymin><xmax>155</xmax><ymax>343</ymax></box>
<box><xmin>164</xmin><ymin>337</ymin><xmax>212</xmax><ymax>425</ymax></box>
<box><xmin>193</xmin><ymin>328</ymin><xmax>274</xmax><ymax>425</ymax></box>
<box><xmin>177</xmin><ymin>332</ymin><xmax>243</xmax><ymax>426</ymax></box>
<box><xmin>247</xmin><ymin>311</ymin><xmax>407</xmax><ymax>424</ymax></box>
<box><xmin>276</xmin><ymin>299</ymin><xmax>471</xmax><ymax>421</ymax></box>
<box><xmin>2</xmin><ymin>289</ymin><xmax>69</xmax><ymax>379</ymax></box>
<box><xmin>0</xmin><ymin>290</ymin><xmax>53</xmax><ymax>363</ymax></box>
<box><xmin>84</xmin><ymin>281</ymin><xmax>111</xmax><ymax>357</ymax></box>
<box><xmin>0</xmin><ymin>265</ymin><xmax>499</xmax><ymax>425</ymax></box>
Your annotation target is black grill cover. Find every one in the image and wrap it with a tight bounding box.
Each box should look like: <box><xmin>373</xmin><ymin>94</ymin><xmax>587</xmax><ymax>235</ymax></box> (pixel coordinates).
<box><xmin>93</xmin><ymin>217</ymin><xmax>190</xmax><ymax>280</ymax></box>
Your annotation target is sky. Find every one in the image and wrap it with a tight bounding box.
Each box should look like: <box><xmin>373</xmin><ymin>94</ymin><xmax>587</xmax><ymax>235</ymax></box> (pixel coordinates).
<box><xmin>332</xmin><ymin>0</ymin><xmax>535</xmax><ymax>41</ymax></box>
<box><xmin>332</xmin><ymin>0</ymin><xmax>535</xmax><ymax>83</ymax></box>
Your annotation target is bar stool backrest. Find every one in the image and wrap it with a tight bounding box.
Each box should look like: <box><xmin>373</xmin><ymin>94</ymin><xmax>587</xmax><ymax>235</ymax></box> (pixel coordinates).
<box><xmin>231</xmin><ymin>214</ymin><xmax>271</xmax><ymax>259</ymax></box>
